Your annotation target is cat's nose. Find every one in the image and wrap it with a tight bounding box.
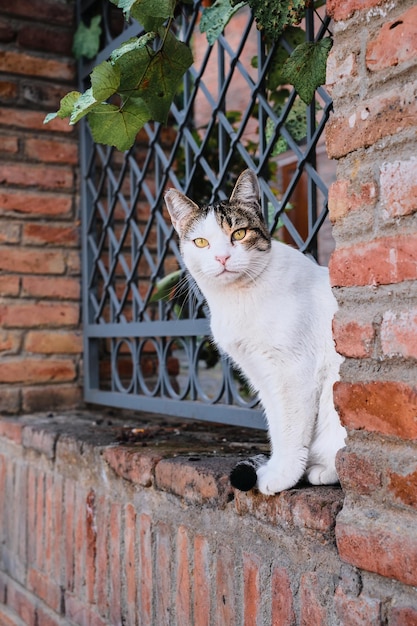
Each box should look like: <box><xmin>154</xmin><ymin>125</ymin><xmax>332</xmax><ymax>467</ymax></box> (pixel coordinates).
<box><xmin>215</xmin><ymin>255</ymin><xmax>230</xmax><ymax>266</ymax></box>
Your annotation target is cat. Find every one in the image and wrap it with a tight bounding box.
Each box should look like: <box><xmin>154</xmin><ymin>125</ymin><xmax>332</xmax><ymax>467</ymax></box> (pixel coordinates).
<box><xmin>164</xmin><ymin>169</ymin><xmax>346</xmax><ymax>495</ymax></box>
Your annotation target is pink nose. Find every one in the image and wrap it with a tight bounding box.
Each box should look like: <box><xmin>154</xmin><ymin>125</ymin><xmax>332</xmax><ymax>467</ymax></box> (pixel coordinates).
<box><xmin>215</xmin><ymin>255</ymin><xmax>230</xmax><ymax>266</ymax></box>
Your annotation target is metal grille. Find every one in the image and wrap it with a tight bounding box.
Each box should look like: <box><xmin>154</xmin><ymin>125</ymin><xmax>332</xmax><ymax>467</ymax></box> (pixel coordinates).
<box><xmin>79</xmin><ymin>0</ymin><xmax>335</xmax><ymax>428</ymax></box>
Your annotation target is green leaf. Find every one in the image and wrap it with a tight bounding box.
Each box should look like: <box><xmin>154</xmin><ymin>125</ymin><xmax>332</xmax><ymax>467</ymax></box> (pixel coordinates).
<box><xmin>150</xmin><ymin>269</ymin><xmax>183</xmax><ymax>302</ymax></box>
<box><xmin>72</xmin><ymin>15</ymin><xmax>102</xmax><ymax>60</ymax></box>
<box><xmin>280</xmin><ymin>37</ymin><xmax>333</xmax><ymax>104</ymax></box>
<box><xmin>91</xmin><ymin>61</ymin><xmax>121</xmax><ymax>101</ymax></box>
<box><xmin>247</xmin><ymin>0</ymin><xmax>307</xmax><ymax>41</ymax></box>
<box><xmin>110</xmin><ymin>0</ymin><xmax>174</xmax><ymax>30</ymax></box>
<box><xmin>70</xmin><ymin>88</ymin><xmax>100</xmax><ymax>124</ymax></box>
<box><xmin>111</xmin><ymin>34</ymin><xmax>157</xmax><ymax>93</ymax></box>
<box><xmin>87</xmin><ymin>99</ymin><xmax>151</xmax><ymax>151</ymax></box>
<box><xmin>44</xmin><ymin>91</ymin><xmax>82</xmax><ymax>125</ymax></box>
<box><xmin>200</xmin><ymin>0</ymin><xmax>246</xmax><ymax>46</ymax></box>
<box><xmin>265</xmin><ymin>26</ymin><xmax>306</xmax><ymax>90</ymax></box>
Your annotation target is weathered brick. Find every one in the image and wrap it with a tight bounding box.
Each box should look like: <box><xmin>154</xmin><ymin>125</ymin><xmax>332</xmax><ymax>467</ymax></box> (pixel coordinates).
<box><xmin>103</xmin><ymin>445</ymin><xmax>162</xmax><ymax>487</ymax></box>
<box><xmin>0</xmin><ymin>190</ymin><xmax>73</xmax><ymax>218</ymax></box>
<box><xmin>271</xmin><ymin>567</ymin><xmax>296</xmax><ymax>626</ymax></box>
<box><xmin>333</xmin><ymin>315</ymin><xmax>375</xmax><ymax>358</ymax></box>
<box><xmin>326</xmin><ymin>50</ymin><xmax>357</xmax><ymax>87</ymax></box>
<box><xmin>388</xmin><ymin>605</ymin><xmax>417</xmax><ymax>626</ymax></box>
<box><xmin>193</xmin><ymin>535</ymin><xmax>211</xmax><ymax>626</ymax></box>
<box><xmin>0</xmin><ymin>302</ymin><xmax>79</xmax><ymax>328</ymax></box>
<box><xmin>243</xmin><ymin>553</ymin><xmax>261</xmax><ymax>626</ymax></box>
<box><xmin>22</xmin><ymin>223</ymin><xmax>79</xmax><ymax>247</ymax></box>
<box><xmin>379</xmin><ymin>157</ymin><xmax>417</xmax><ymax>219</ymax></box>
<box><xmin>388</xmin><ymin>466</ymin><xmax>417</xmax><ymax>509</ymax></box>
<box><xmin>329</xmin><ymin>234</ymin><xmax>417</xmax><ymax>287</ymax></box>
<box><xmin>24</xmin><ymin>137</ymin><xmax>78</xmax><ymax>164</ymax></box>
<box><xmin>336</xmin><ymin>448</ymin><xmax>383</xmax><ymax>496</ymax></box>
<box><xmin>366</xmin><ymin>5</ymin><xmax>417</xmax><ymax>72</ymax></box>
<box><xmin>0</xmin><ymin>134</ymin><xmax>19</xmax><ymax>153</ymax></box>
<box><xmin>0</xmin><ymin>106</ymin><xmax>73</xmax><ymax>133</ymax></box>
<box><xmin>334</xmin><ymin>586</ymin><xmax>382</xmax><ymax>626</ymax></box>
<box><xmin>0</xmin><ymin>357</ymin><xmax>76</xmax><ymax>384</ymax></box>
<box><xmin>154</xmin><ymin>522</ymin><xmax>172</xmax><ymax>626</ymax></box>
<box><xmin>0</xmin><ymin>50</ymin><xmax>74</xmax><ymax>81</ymax></box>
<box><xmin>334</xmin><ymin>381</ymin><xmax>417</xmax><ymax>440</ymax></box>
<box><xmin>85</xmin><ymin>489</ymin><xmax>97</xmax><ymax>604</ymax></box>
<box><xmin>0</xmin><ymin>387</ymin><xmax>21</xmax><ymax>413</ymax></box>
<box><xmin>27</xmin><ymin>568</ymin><xmax>61</xmax><ymax>613</ymax></box>
<box><xmin>380</xmin><ymin>307</ymin><xmax>417</xmax><ymax>359</ymax></box>
<box><xmin>109</xmin><ymin>502</ymin><xmax>122</xmax><ymax>626</ymax></box>
<box><xmin>300</xmin><ymin>572</ymin><xmax>328</xmax><ymax>626</ymax></box>
<box><xmin>215</xmin><ymin>546</ymin><xmax>236</xmax><ymax>626</ymax></box>
<box><xmin>22</xmin><ymin>424</ymin><xmax>58</xmax><ymax>459</ymax></box>
<box><xmin>0</xmin><ymin>80</ymin><xmax>18</xmax><ymax>102</ymax></box>
<box><xmin>176</xmin><ymin>526</ymin><xmax>192</xmax><ymax>626</ymax></box>
<box><xmin>0</xmin><ymin>248</ymin><xmax>66</xmax><ymax>274</ymax></box>
<box><xmin>0</xmin><ymin>275</ymin><xmax>20</xmax><ymax>297</ymax></box>
<box><xmin>17</xmin><ymin>24</ymin><xmax>73</xmax><ymax>55</ymax></box>
<box><xmin>124</xmin><ymin>503</ymin><xmax>137</xmax><ymax>626</ymax></box>
<box><xmin>326</xmin><ymin>81</ymin><xmax>417</xmax><ymax>159</ymax></box>
<box><xmin>327</xmin><ymin>0</ymin><xmax>390</xmax><ymax>21</ymax></box>
<box><xmin>22</xmin><ymin>384</ymin><xmax>82</xmax><ymax>413</ymax></box>
<box><xmin>0</xmin><ymin>18</ymin><xmax>15</xmax><ymax>42</ymax></box>
<box><xmin>22</xmin><ymin>276</ymin><xmax>81</xmax><ymax>300</ymax></box>
<box><xmin>25</xmin><ymin>330</ymin><xmax>82</xmax><ymax>354</ymax></box>
<box><xmin>95</xmin><ymin>496</ymin><xmax>109</xmax><ymax>618</ymax></box>
<box><xmin>328</xmin><ymin>179</ymin><xmax>377</xmax><ymax>223</ymax></box>
<box><xmin>0</xmin><ymin>162</ymin><xmax>74</xmax><ymax>190</ymax></box>
<box><xmin>336</xmin><ymin>505</ymin><xmax>417</xmax><ymax>586</ymax></box>
<box><xmin>0</xmin><ymin>223</ymin><xmax>21</xmax><ymax>244</ymax></box>
<box><xmin>6</xmin><ymin>578</ymin><xmax>37</xmax><ymax>626</ymax></box>
<box><xmin>0</xmin><ymin>417</ymin><xmax>23</xmax><ymax>443</ymax></box>
<box><xmin>5</xmin><ymin>0</ymin><xmax>74</xmax><ymax>25</ymax></box>
<box><xmin>139</xmin><ymin>513</ymin><xmax>153</xmax><ymax>626</ymax></box>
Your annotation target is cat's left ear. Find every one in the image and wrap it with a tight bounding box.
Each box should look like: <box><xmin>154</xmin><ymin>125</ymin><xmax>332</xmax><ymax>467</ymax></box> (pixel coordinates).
<box><xmin>229</xmin><ymin>169</ymin><xmax>260</xmax><ymax>207</ymax></box>
<box><xmin>164</xmin><ymin>189</ymin><xmax>200</xmax><ymax>236</ymax></box>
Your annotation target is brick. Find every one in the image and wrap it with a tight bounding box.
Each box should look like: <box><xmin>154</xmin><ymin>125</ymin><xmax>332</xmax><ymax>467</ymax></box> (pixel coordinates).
<box><xmin>0</xmin><ymin>275</ymin><xmax>20</xmax><ymax>296</ymax></box>
<box><xmin>215</xmin><ymin>546</ymin><xmax>236</xmax><ymax>626</ymax></box>
<box><xmin>73</xmin><ymin>488</ymin><xmax>86</xmax><ymax>600</ymax></box>
<box><xmin>22</xmin><ymin>223</ymin><xmax>79</xmax><ymax>246</ymax></box>
<box><xmin>327</xmin><ymin>0</ymin><xmax>389</xmax><ymax>21</ymax></box>
<box><xmin>334</xmin><ymin>381</ymin><xmax>417</xmax><ymax>440</ymax></box>
<box><xmin>380</xmin><ymin>307</ymin><xmax>417</xmax><ymax>359</ymax></box>
<box><xmin>0</xmin><ymin>248</ymin><xmax>66</xmax><ymax>274</ymax></box>
<box><xmin>24</xmin><ymin>137</ymin><xmax>78</xmax><ymax>164</ymax></box>
<box><xmin>21</xmin><ymin>80</ymin><xmax>71</xmax><ymax>110</ymax></box>
<box><xmin>22</xmin><ymin>276</ymin><xmax>80</xmax><ymax>300</ymax></box>
<box><xmin>0</xmin><ymin>50</ymin><xmax>74</xmax><ymax>81</ymax></box>
<box><xmin>0</xmin><ymin>190</ymin><xmax>73</xmax><ymax>218</ymax></box>
<box><xmin>109</xmin><ymin>503</ymin><xmax>122</xmax><ymax>626</ymax></box>
<box><xmin>380</xmin><ymin>157</ymin><xmax>417</xmax><ymax>219</ymax></box>
<box><xmin>22</xmin><ymin>385</ymin><xmax>82</xmax><ymax>413</ymax></box>
<box><xmin>25</xmin><ymin>331</ymin><xmax>83</xmax><ymax>354</ymax></box>
<box><xmin>333</xmin><ymin>315</ymin><xmax>375</xmax><ymax>359</ymax></box>
<box><xmin>328</xmin><ymin>179</ymin><xmax>377</xmax><ymax>223</ymax></box>
<box><xmin>85</xmin><ymin>490</ymin><xmax>97</xmax><ymax>604</ymax></box>
<box><xmin>5</xmin><ymin>0</ymin><xmax>74</xmax><ymax>25</ymax></box>
<box><xmin>0</xmin><ymin>357</ymin><xmax>76</xmax><ymax>384</ymax></box>
<box><xmin>0</xmin><ymin>134</ymin><xmax>19</xmax><ymax>153</ymax></box>
<box><xmin>22</xmin><ymin>424</ymin><xmax>58</xmax><ymax>459</ymax></box>
<box><xmin>0</xmin><ymin>417</ymin><xmax>23</xmax><ymax>443</ymax></box>
<box><xmin>0</xmin><ymin>19</ymin><xmax>15</xmax><ymax>42</ymax></box>
<box><xmin>326</xmin><ymin>50</ymin><xmax>357</xmax><ymax>87</ymax></box>
<box><xmin>0</xmin><ymin>163</ymin><xmax>74</xmax><ymax>190</ymax></box>
<box><xmin>0</xmin><ymin>330</ymin><xmax>21</xmax><ymax>354</ymax></box>
<box><xmin>366</xmin><ymin>6</ymin><xmax>417</xmax><ymax>72</ymax></box>
<box><xmin>95</xmin><ymin>496</ymin><xmax>109</xmax><ymax>618</ymax></box>
<box><xmin>0</xmin><ymin>223</ymin><xmax>21</xmax><ymax>244</ymax></box>
<box><xmin>0</xmin><ymin>302</ymin><xmax>79</xmax><ymax>328</ymax></box>
<box><xmin>64</xmin><ymin>479</ymin><xmax>75</xmax><ymax>593</ymax></box>
<box><xmin>243</xmin><ymin>553</ymin><xmax>261</xmax><ymax>626</ymax></box>
<box><xmin>27</xmin><ymin>466</ymin><xmax>37</xmax><ymax>567</ymax></box>
<box><xmin>0</xmin><ymin>107</ymin><xmax>73</xmax><ymax>133</ymax></box>
<box><xmin>388</xmin><ymin>466</ymin><xmax>417</xmax><ymax>509</ymax></box>
<box><xmin>124</xmin><ymin>503</ymin><xmax>137</xmax><ymax>626</ymax></box>
<box><xmin>35</xmin><ymin>471</ymin><xmax>45</xmax><ymax>570</ymax></box>
<box><xmin>388</xmin><ymin>606</ymin><xmax>417</xmax><ymax>626</ymax></box>
<box><xmin>27</xmin><ymin>568</ymin><xmax>61</xmax><ymax>613</ymax></box>
<box><xmin>0</xmin><ymin>80</ymin><xmax>18</xmax><ymax>102</ymax></box>
<box><xmin>0</xmin><ymin>387</ymin><xmax>21</xmax><ymax>413</ymax></box>
<box><xmin>336</xmin><ymin>448</ymin><xmax>382</xmax><ymax>496</ymax></box>
<box><xmin>17</xmin><ymin>24</ymin><xmax>73</xmax><ymax>55</ymax></box>
<box><xmin>326</xmin><ymin>81</ymin><xmax>417</xmax><ymax>159</ymax></box>
<box><xmin>271</xmin><ymin>567</ymin><xmax>296</xmax><ymax>626</ymax></box>
<box><xmin>176</xmin><ymin>526</ymin><xmax>191</xmax><ymax>626</ymax></box>
<box><xmin>103</xmin><ymin>445</ymin><xmax>162</xmax><ymax>487</ymax></box>
<box><xmin>329</xmin><ymin>234</ymin><xmax>417</xmax><ymax>287</ymax></box>
<box><xmin>194</xmin><ymin>535</ymin><xmax>211</xmax><ymax>626</ymax></box>
<box><xmin>334</xmin><ymin>587</ymin><xmax>382</xmax><ymax>626</ymax></box>
<box><xmin>51</xmin><ymin>474</ymin><xmax>64</xmax><ymax>583</ymax></box>
<box><xmin>0</xmin><ymin>604</ymin><xmax>26</xmax><ymax>626</ymax></box>
<box><xmin>139</xmin><ymin>513</ymin><xmax>153</xmax><ymax>626</ymax></box>
<box><xmin>300</xmin><ymin>572</ymin><xmax>328</xmax><ymax>626</ymax></box>
<box><xmin>6</xmin><ymin>579</ymin><xmax>37</xmax><ymax>626</ymax></box>
<box><xmin>336</xmin><ymin>505</ymin><xmax>417</xmax><ymax>586</ymax></box>
<box><xmin>155</xmin><ymin>522</ymin><xmax>172</xmax><ymax>626</ymax></box>
<box><xmin>155</xmin><ymin>455</ymin><xmax>234</xmax><ymax>508</ymax></box>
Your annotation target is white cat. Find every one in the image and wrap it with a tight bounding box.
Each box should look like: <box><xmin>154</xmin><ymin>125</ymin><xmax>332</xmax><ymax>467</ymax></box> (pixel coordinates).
<box><xmin>165</xmin><ymin>169</ymin><xmax>346</xmax><ymax>495</ymax></box>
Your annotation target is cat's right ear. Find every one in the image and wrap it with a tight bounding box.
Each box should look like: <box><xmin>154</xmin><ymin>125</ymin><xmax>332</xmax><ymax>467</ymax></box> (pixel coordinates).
<box><xmin>164</xmin><ymin>189</ymin><xmax>199</xmax><ymax>236</ymax></box>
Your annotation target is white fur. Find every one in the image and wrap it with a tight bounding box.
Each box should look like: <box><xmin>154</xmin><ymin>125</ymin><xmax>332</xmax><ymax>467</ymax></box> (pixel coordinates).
<box><xmin>165</xmin><ymin>179</ymin><xmax>346</xmax><ymax>495</ymax></box>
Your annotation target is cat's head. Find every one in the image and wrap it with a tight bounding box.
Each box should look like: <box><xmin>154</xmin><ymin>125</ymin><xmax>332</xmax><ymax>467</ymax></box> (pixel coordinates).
<box><xmin>164</xmin><ymin>169</ymin><xmax>271</xmax><ymax>291</ymax></box>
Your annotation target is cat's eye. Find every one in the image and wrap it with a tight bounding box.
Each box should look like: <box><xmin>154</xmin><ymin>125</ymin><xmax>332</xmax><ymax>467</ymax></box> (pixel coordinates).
<box><xmin>194</xmin><ymin>237</ymin><xmax>209</xmax><ymax>248</ymax></box>
<box><xmin>232</xmin><ymin>228</ymin><xmax>247</xmax><ymax>242</ymax></box>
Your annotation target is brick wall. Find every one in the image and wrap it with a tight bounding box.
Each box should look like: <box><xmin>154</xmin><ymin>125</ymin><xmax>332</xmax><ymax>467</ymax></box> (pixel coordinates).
<box><xmin>326</xmin><ymin>0</ymin><xmax>417</xmax><ymax>622</ymax></box>
<box><xmin>0</xmin><ymin>0</ymin><xmax>82</xmax><ymax>414</ymax></box>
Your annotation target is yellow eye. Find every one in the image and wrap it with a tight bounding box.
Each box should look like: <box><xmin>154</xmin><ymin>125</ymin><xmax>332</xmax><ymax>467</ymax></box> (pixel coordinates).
<box><xmin>194</xmin><ymin>237</ymin><xmax>209</xmax><ymax>248</ymax></box>
<box><xmin>232</xmin><ymin>228</ymin><xmax>247</xmax><ymax>241</ymax></box>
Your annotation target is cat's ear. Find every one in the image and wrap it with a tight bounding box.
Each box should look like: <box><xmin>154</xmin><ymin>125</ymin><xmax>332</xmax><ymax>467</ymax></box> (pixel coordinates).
<box><xmin>164</xmin><ymin>189</ymin><xmax>199</xmax><ymax>236</ymax></box>
<box><xmin>230</xmin><ymin>169</ymin><xmax>260</xmax><ymax>207</ymax></box>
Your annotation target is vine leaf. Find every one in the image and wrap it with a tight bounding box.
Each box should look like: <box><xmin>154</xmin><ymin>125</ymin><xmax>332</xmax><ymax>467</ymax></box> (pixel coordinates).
<box><xmin>200</xmin><ymin>0</ymin><xmax>246</xmax><ymax>46</ymax></box>
<box><xmin>110</xmin><ymin>0</ymin><xmax>175</xmax><ymax>30</ymax></box>
<box><xmin>91</xmin><ymin>61</ymin><xmax>121</xmax><ymax>101</ymax></box>
<box><xmin>43</xmin><ymin>91</ymin><xmax>81</xmax><ymax>124</ymax></box>
<box><xmin>247</xmin><ymin>0</ymin><xmax>307</xmax><ymax>41</ymax></box>
<box><xmin>72</xmin><ymin>15</ymin><xmax>102</xmax><ymax>60</ymax></box>
<box><xmin>88</xmin><ymin>100</ymin><xmax>151</xmax><ymax>151</ymax></box>
<box><xmin>281</xmin><ymin>37</ymin><xmax>333</xmax><ymax>104</ymax></box>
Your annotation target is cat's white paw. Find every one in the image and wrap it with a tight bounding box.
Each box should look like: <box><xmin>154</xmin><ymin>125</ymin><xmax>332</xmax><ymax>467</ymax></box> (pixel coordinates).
<box><xmin>306</xmin><ymin>464</ymin><xmax>339</xmax><ymax>485</ymax></box>
<box><xmin>256</xmin><ymin>460</ymin><xmax>303</xmax><ymax>495</ymax></box>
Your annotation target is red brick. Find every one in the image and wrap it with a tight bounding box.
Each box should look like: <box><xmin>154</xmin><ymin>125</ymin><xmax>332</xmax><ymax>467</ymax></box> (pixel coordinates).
<box><xmin>0</xmin><ymin>223</ymin><xmax>20</xmax><ymax>244</ymax></box>
<box><xmin>334</xmin><ymin>587</ymin><xmax>382</xmax><ymax>626</ymax></box>
<box><xmin>0</xmin><ymin>134</ymin><xmax>19</xmax><ymax>153</ymax></box>
<box><xmin>21</xmin><ymin>80</ymin><xmax>72</xmax><ymax>110</ymax></box>
<box><xmin>176</xmin><ymin>526</ymin><xmax>192</xmax><ymax>626</ymax></box>
<box><xmin>103</xmin><ymin>445</ymin><xmax>162</xmax><ymax>487</ymax></box>
<box><xmin>22</xmin><ymin>276</ymin><xmax>81</xmax><ymax>300</ymax></box>
<box><xmin>22</xmin><ymin>385</ymin><xmax>82</xmax><ymax>413</ymax></box>
<box><xmin>366</xmin><ymin>6</ymin><xmax>417</xmax><ymax>72</ymax></box>
<box><xmin>326</xmin><ymin>81</ymin><xmax>417</xmax><ymax>159</ymax></box>
<box><xmin>380</xmin><ymin>157</ymin><xmax>417</xmax><ymax>219</ymax></box>
<box><xmin>5</xmin><ymin>0</ymin><xmax>74</xmax><ymax>25</ymax></box>
<box><xmin>124</xmin><ymin>503</ymin><xmax>137</xmax><ymax>626</ymax></box>
<box><xmin>0</xmin><ymin>50</ymin><xmax>74</xmax><ymax>81</ymax></box>
<box><xmin>85</xmin><ymin>490</ymin><xmax>97</xmax><ymax>604</ymax></box>
<box><xmin>0</xmin><ymin>275</ymin><xmax>20</xmax><ymax>296</ymax></box>
<box><xmin>64</xmin><ymin>479</ymin><xmax>75</xmax><ymax>593</ymax></box>
<box><xmin>27</xmin><ymin>568</ymin><xmax>61</xmax><ymax>613</ymax></box>
<box><xmin>35</xmin><ymin>471</ymin><xmax>45</xmax><ymax>570</ymax></box>
<box><xmin>22</xmin><ymin>223</ymin><xmax>79</xmax><ymax>246</ymax></box>
<box><xmin>155</xmin><ymin>522</ymin><xmax>172</xmax><ymax>626</ymax></box>
<box><xmin>0</xmin><ymin>357</ymin><xmax>76</xmax><ymax>384</ymax></box>
<box><xmin>27</xmin><ymin>466</ymin><xmax>37</xmax><ymax>567</ymax></box>
<box><xmin>326</xmin><ymin>50</ymin><xmax>357</xmax><ymax>87</ymax></box>
<box><xmin>6</xmin><ymin>578</ymin><xmax>37</xmax><ymax>626</ymax></box>
<box><xmin>0</xmin><ymin>80</ymin><xmax>18</xmax><ymax>102</ymax></box>
<box><xmin>0</xmin><ymin>302</ymin><xmax>79</xmax><ymax>328</ymax></box>
<box><xmin>327</xmin><ymin>0</ymin><xmax>387</xmax><ymax>21</ymax></box>
<box><xmin>73</xmin><ymin>488</ymin><xmax>86</xmax><ymax>600</ymax></box>
<box><xmin>24</xmin><ymin>137</ymin><xmax>78</xmax><ymax>164</ymax></box>
<box><xmin>0</xmin><ymin>248</ymin><xmax>66</xmax><ymax>274</ymax></box>
<box><xmin>0</xmin><ymin>330</ymin><xmax>21</xmax><ymax>354</ymax></box>
<box><xmin>0</xmin><ymin>417</ymin><xmax>23</xmax><ymax>443</ymax></box>
<box><xmin>0</xmin><ymin>604</ymin><xmax>25</xmax><ymax>626</ymax></box>
<box><xmin>215</xmin><ymin>546</ymin><xmax>236</xmax><ymax>626</ymax></box>
<box><xmin>0</xmin><ymin>162</ymin><xmax>74</xmax><ymax>190</ymax></box>
<box><xmin>243</xmin><ymin>554</ymin><xmax>261</xmax><ymax>626</ymax></box>
<box><xmin>25</xmin><ymin>331</ymin><xmax>82</xmax><ymax>354</ymax></box>
<box><xmin>44</xmin><ymin>473</ymin><xmax>54</xmax><ymax>571</ymax></box>
<box><xmin>17</xmin><ymin>24</ymin><xmax>73</xmax><ymax>55</ymax></box>
<box><xmin>336</xmin><ymin>505</ymin><xmax>417</xmax><ymax>586</ymax></box>
<box><xmin>52</xmin><ymin>474</ymin><xmax>64</xmax><ymax>583</ymax></box>
<box><xmin>139</xmin><ymin>513</ymin><xmax>153</xmax><ymax>626</ymax></box>
<box><xmin>0</xmin><ymin>190</ymin><xmax>73</xmax><ymax>217</ymax></box>
<box><xmin>0</xmin><ymin>19</ymin><xmax>15</xmax><ymax>42</ymax></box>
<box><xmin>333</xmin><ymin>316</ymin><xmax>375</xmax><ymax>358</ymax></box>
<box><xmin>95</xmin><ymin>496</ymin><xmax>109</xmax><ymax>618</ymax></box>
<box><xmin>0</xmin><ymin>387</ymin><xmax>21</xmax><ymax>413</ymax></box>
<box><xmin>380</xmin><ymin>307</ymin><xmax>417</xmax><ymax>359</ymax></box>
<box><xmin>328</xmin><ymin>179</ymin><xmax>377</xmax><ymax>223</ymax></box>
<box><xmin>389</xmin><ymin>606</ymin><xmax>417</xmax><ymax>626</ymax></box>
<box><xmin>22</xmin><ymin>424</ymin><xmax>57</xmax><ymax>459</ymax></box>
<box><xmin>388</xmin><ymin>466</ymin><xmax>417</xmax><ymax>509</ymax></box>
<box><xmin>109</xmin><ymin>503</ymin><xmax>122</xmax><ymax>626</ymax></box>
<box><xmin>334</xmin><ymin>381</ymin><xmax>417</xmax><ymax>440</ymax></box>
<box><xmin>300</xmin><ymin>572</ymin><xmax>328</xmax><ymax>626</ymax></box>
<box><xmin>194</xmin><ymin>535</ymin><xmax>211</xmax><ymax>626</ymax></box>
<box><xmin>271</xmin><ymin>567</ymin><xmax>296</xmax><ymax>626</ymax></box>
<box><xmin>336</xmin><ymin>448</ymin><xmax>382</xmax><ymax>496</ymax></box>
<box><xmin>329</xmin><ymin>234</ymin><xmax>417</xmax><ymax>287</ymax></box>
<box><xmin>0</xmin><ymin>106</ymin><xmax>73</xmax><ymax>133</ymax></box>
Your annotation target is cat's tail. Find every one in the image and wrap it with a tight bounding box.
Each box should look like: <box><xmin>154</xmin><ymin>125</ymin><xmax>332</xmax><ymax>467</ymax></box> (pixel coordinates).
<box><xmin>230</xmin><ymin>454</ymin><xmax>269</xmax><ymax>492</ymax></box>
